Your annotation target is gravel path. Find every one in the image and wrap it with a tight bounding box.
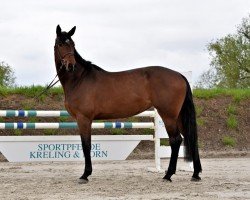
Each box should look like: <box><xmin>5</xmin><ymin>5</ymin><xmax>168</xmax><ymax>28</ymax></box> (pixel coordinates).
<box><xmin>0</xmin><ymin>158</ymin><xmax>249</xmax><ymax>200</ymax></box>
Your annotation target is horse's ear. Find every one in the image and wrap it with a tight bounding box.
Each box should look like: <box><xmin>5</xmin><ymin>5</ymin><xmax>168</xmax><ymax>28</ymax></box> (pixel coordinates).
<box><xmin>68</xmin><ymin>26</ymin><xmax>76</xmax><ymax>37</ymax></box>
<box><xmin>56</xmin><ymin>25</ymin><xmax>62</xmax><ymax>36</ymax></box>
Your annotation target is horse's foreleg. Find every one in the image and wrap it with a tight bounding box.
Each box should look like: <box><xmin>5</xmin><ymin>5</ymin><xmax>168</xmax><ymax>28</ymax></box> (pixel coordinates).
<box><xmin>76</xmin><ymin>115</ymin><xmax>92</xmax><ymax>184</ymax></box>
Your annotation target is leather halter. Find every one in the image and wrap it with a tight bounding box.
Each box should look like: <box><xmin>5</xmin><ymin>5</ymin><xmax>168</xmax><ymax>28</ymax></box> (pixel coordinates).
<box><xmin>55</xmin><ymin>39</ymin><xmax>76</xmax><ymax>71</ymax></box>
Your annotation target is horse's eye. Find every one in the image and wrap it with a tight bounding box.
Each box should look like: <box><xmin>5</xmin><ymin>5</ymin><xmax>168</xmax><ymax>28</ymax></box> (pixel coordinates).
<box><xmin>56</xmin><ymin>40</ymin><xmax>62</xmax><ymax>46</ymax></box>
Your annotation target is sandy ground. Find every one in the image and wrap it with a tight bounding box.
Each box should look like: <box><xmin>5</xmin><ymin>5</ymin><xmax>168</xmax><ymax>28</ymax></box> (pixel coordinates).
<box><xmin>0</xmin><ymin>158</ymin><xmax>249</xmax><ymax>200</ymax></box>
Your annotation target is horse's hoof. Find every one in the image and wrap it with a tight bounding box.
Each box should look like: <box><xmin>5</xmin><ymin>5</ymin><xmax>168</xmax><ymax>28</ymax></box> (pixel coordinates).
<box><xmin>162</xmin><ymin>175</ymin><xmax>172</xmax><ymax>182</ymax></box>
<box><xmin>78</xmin><ymin>178</ymin><xmax>89</xmax><ymax>184</ymax></box>
<box><xmin>191</xmin><ymin>175</ymin><xmax>201</xmax><ymax>182</ymax></box>
<box><xmin>163</xmin><ymin>178</ymin><xmax>172</xmax><ymax>182</ymax></box>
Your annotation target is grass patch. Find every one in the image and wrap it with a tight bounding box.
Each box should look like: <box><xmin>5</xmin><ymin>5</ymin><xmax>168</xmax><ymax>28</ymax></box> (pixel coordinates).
<box><xmin>59</xmin><ymin>116</ymin><xmax>68</xmax><ymax>122</ymax></box>
<box><xmin>160</xmin><ymin>139</ymin><xmax>169</xmax><ymax>146</ymax></box>
<box><xmin>222</xmin><ymin>136</ymin><xmax>236</xmax><ymax>147</ymax></box>
<box><xmin>193</xmin><ymin>88</ymin><xmax>250</xmax><ymax>101</ymax></box>
<box><xmin>0</xmin><ymin>86</ymin><xmax>8</xmax><ymax>96</ymax></box>
<box><xmin>14</xmin><ymin>129</ymin><xmax>22</xmax><ymax>136</ymax></box>
<box><xmin>44</xmin><ymin>129</ymin><xmax>57</xmax><ymax>135</ymax></box>
<box><xmin>227</xmin><ymin>104</ymin><xmax>237</xmax><ymax>115</ymax></box>
<box><xmin>37</xmin><ymin>94</ymin><xmax>46</xmax><ymax>102</ymax></box>
<box><xmin>195</xmin><ymin>105</ymin><xmax>203</xmax><ymax>117</ymax></box>
<box><xmin>142</xmin><ymin>129</ymin><xmax>154</xmax><ymax>135</ymax></box>
<box><xmin>28</xmin><ymin>117</ymin><xmax>37</xmax><ymax>123</ymax></box>
<box><xmin>7</xmin><ymin>85</ymin><xmax>46</xmax><ymax>97</ymax></box>
<box><xmin>126</xmin><ymin>117</ymin><xmax>140</xmax><ymax>122</ymax></box>
<box><xmin>0</xmin><ymin>85</ymin><xmax>64</xmax><ymax>97</ymax></box>
<box><xmin>196</xmin><ymin>118</ymin><xmax>205</xmax><ymax>126</ymax></box>
<box><xmin>110</xmin><ymin>129</ymin><xmax>126</xmax><ymax>135</ymax></box>
<box><xmin>194</xmin><ymin>88</ymin><xmax>223</xmax><ymax>99</ymax></box>
<box><xmin>226</xmin><ymin>115</ymin><xmax>238</xmax><ymax>129</ymax></box>
<box><xmin>20</xmin><ymin>101</ymin><xmax>36</xmax><ymax>110</ymax></box>
<box><xmin>142</xmin><ymin>128</ymin><xmax>155</xmax><ymax>135</ymax></box>
<box><xmin>0</xmin><ymin>117</ymin><xmax>4</xmax><ymax>122</ymax></box>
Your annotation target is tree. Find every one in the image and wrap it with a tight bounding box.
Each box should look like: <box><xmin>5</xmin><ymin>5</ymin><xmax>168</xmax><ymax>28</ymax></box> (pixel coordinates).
<box><xmin>0</xmin><ymin>61</ymin><xmax>16</xmax><ymax>87</ymax></box>
<box><xmin>195</xmin><ymin>68</ymin><xmax>219</xmax><ymax>89</ymax></box>
<box><xmin>238</xmin><ymin>14</ymin><xmax>250</xmax><ymax>41</ymax></box>
<box><xmin>196</xmin><ymin>15</ymin><xmax>250</xmax><ymax>88</ymax></box>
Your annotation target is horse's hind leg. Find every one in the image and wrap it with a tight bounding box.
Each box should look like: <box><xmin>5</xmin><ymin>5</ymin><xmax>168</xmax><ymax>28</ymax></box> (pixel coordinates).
<box><xmin>160</xmin><ymin>115</ymin><xmax>182</xmax><ymax>182</ymax></box>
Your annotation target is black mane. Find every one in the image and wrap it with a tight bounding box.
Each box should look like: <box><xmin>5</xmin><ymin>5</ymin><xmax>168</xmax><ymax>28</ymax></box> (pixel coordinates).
<box><xmin>74</xmin><ymin>50</ymin><xmax>104</xmax><ymax>72</ymax></box>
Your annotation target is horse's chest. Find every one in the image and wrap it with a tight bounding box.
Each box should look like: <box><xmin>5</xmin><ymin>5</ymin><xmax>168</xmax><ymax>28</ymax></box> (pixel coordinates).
<box><xmin>64</xmin><ymin>101</ymin><xmax>77</xmax><ymax>119</ymax></box>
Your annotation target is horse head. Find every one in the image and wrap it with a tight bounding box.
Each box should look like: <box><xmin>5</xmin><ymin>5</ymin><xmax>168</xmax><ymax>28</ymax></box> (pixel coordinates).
<box><xmin>55</xmin><ymin>25</ymin><xmax>76</xmax><ymax>71</ymax></box>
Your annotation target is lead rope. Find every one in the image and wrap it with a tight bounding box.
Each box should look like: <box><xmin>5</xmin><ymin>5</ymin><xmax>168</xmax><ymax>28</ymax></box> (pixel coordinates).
<box><xmin>34</xmin><ymin>65</ymin><xmax>64</xmax><ymax>100</ymax></box>
<box><xmin>35</xmin><ymin>43</ymin><xmax>75</xmax><ymax>100</ymax></box>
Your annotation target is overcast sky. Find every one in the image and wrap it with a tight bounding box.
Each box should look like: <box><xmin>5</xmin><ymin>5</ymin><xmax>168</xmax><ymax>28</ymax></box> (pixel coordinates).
<box><xmin>0</xmin><ymin>0</ymin><xmax>249</xmax><ymax>86</ymax></box>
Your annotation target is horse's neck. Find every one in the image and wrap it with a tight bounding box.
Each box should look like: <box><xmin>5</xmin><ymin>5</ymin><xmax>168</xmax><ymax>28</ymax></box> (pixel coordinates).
<box><xmin>57</xmin><ymin>61</ymin><xmax>88</xmax><ymax>97</ymax></box>
<box><xmin>55</xmin><ymin>49</ymin><xmax>99</xmax><ymax>96</ymax></box>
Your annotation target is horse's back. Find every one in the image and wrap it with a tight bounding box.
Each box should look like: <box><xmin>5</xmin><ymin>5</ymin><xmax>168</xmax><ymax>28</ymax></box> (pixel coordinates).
<box><xmin>144</xmin><ymin>66</ymin><xmax>186</xmax><ymax>90</ymax></box>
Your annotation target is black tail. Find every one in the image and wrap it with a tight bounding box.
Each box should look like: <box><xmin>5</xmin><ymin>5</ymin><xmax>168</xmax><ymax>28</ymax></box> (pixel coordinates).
<box><xmin>180</xmin><ymin>75</ymin><xmax>198</xmax><ymax>162</ymax></box>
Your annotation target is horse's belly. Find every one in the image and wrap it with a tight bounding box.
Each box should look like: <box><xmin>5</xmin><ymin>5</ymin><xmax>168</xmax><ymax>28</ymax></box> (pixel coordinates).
<box><xmin>94</xmin><ymin>95</ymin><xmax>152</xmax><ymax>120</ymax></box>
<box><xmin>94</xmin><ymin>70</ymin><xmax>153</xmax><ymax>119</ymax></box>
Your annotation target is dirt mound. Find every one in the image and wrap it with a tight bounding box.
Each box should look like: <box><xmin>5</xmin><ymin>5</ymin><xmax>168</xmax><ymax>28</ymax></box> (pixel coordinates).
<box><xmin>0</xmin><ymin>94</ymin><xmax>249</xmax><ymax>156</ymax></box>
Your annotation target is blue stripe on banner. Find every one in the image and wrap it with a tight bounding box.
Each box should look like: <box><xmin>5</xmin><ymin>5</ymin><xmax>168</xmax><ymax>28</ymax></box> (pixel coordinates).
<box><xmin>17</xmin><ymin>122</ymin><xmax>23</xmax><ymax>129</ymax></box>
<box><xmin>18</xmin><ymin>110</ymin><xmax>25</xmax><ymax>117</ymax></box>
<box><xmin>115</xmin><ymin>122</ymin><xmax>122</xmax><ymax>128</ymax></box>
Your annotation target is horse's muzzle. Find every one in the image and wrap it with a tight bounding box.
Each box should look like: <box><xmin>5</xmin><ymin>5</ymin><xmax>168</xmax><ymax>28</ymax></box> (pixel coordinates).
<box><xmin>62</xmin><ymin>57</ymin><xmax>76</xmax><ymax>71</ymax></box>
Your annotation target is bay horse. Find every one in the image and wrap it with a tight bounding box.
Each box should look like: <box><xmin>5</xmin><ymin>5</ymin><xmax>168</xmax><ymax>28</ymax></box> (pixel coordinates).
<box><xmin>54</xmin><ymin>25</ymin><xmax>202</xmax><ymax>183</ymax></box>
